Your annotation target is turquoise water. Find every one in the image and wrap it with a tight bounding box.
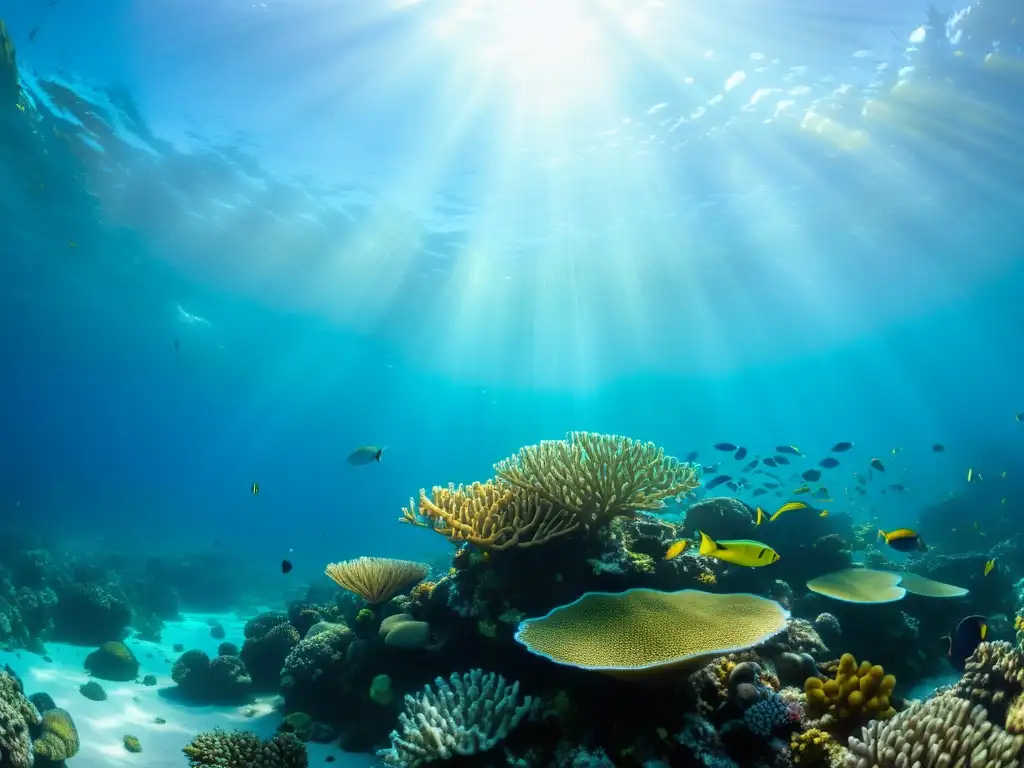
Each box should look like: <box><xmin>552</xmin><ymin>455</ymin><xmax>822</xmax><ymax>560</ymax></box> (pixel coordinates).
<box><xmin>2</xmin><ymin>0</ymin><xmax>1023</xmax><ymax>584</ymax></box>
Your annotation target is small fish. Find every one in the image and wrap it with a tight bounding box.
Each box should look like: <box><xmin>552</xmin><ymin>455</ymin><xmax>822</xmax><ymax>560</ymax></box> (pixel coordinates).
<box><xmin>802</xmin><ymin>469</ymin><xmax>822</xmax><ymax>482</ymax></box>
<box><xmin>726</xmin><ymin>481</ymin><xmax>740</xmax><ymax>492</ymax></box>
<box><xmin>713</xmin><ymin>442</ymin><xmax>738</xmax><ymax>451</ymax></box>
<box><xmin>1016</xmin><ymin>412</ymin><xmax>1022</xmax><ymax>423</ymax></box>
<box><xmin>763</xmin><ymin>482</ymin><xmax>779</xmax><ymax>489</ymax></box>
<box><xmin>29</xmin><ymin>26</ymin><xmax>39</xmax><ymax>42</ymax></box>
<box><xmin>173</xmin><ymin>338</ymin><xmax>180</xmax><ymax>354</ymax></box>
<box><xmin>251</xmin><ymin>482</ymin><xmax>260</xmax><ymax>495</ymax></box>
<box><xmin>819</xmin><ymin>457</ymin><xmax>840</xmax><ymax>469</ymax></box>
<box><xmin>792</xmin><ymin>484</ymin><xmax>811</xmax><ymax>495</ymax></box>
<box><xmin>776</xmin><ymin>445</ymin><xmax>801</xmax><ymax>455</ymax></box>
<box><xmin>878</xmin><ymin>528</ymin><xmax>926</xmax><ymax>553</ymax></box>
<box><xmin>685</xmin><ymin>451</ymin><xmax>700</xmax><ymax>461</ymax></box>
<box><xmin>774</xmin><ymin>455</ymin><xmax>791</xmax><ymax>465</ymax></box>
<box><xmin>763</xmin><ymin>457</ymin><xmax>778</xmax><ymax>468</ymax></box>
<box><xmin>348</xmin><ymin>446</ymin><xmax>385</xmax><ymax>465</ymax></box>
<box><xmin>1001</xmin><ymin>471</ymin><xmax>1007</xmax><ymax>478</ymax></box>
<box><xmin>281</xmin><ymin>559</ymin><xmax>293</xmax><ymax>574</ymax></box>
<box><xmin>891</xmin><ymin>447</ymin><xmax>902</xmax><ymax>455</ymax></box>
<box><xmin>664</xmin><ymin>540</ymin><xmax>689</xmax><ymax>560</ymax></box>
<box><xmin>698</xmin><ymin>531</ymin><xmax>780</xmax><ymax>567</ymax></box>
<box><xmin>984</xmin><ymin>558</ymin><xmax>996</xmax><ymax>576</ymax></box>
<box><xmin>946</xmin><ymin>615</ymin><xmax>988</xmax><ymax>672</ymax></box>
<box><xmin>813</xmin><ymin>487</ymin><xmax>831</xmax><ymax>500</ymax></box>
<box><xmin>932</xmin><ymin>443</ymin><xmax>945</xmax><ymax>452</ymax></box>
<box><xmin>888</xmin><ymin>484</ymin><xmax>907</xmax><ymax>493</ymax></box>
<box><xmin>854</xmin><ymin>472</ymin><xmax>867</xmax><ymax>485</ymax></box>
<box><xmin>734</xmin><ymin>446</ymin><xmax>748</xmax><ymax>460</ymax></box>
<box><xmin>755</xmin><ymin>506</ymin><xmax>767</xmax><ymax>525</ymax></box>
<box><xmin>752</xmin><ymin>488</ymin><xmax>767</xmax><ymax>497</ymax></box>
<box><xmin>769</xmin><ymin>501</ymin><xmax>808</xmax><ymax>521</ymax></box>
<box><xmin>68</xmin><ymin>241</ymin><xmax>77</xmax><ymax>248</ymax></box>
<box><xmin>744</xmin><ymin>459</ymin><xmax>759</xmax><ymax>470</ymax></box>
<box><xmin>705</xmin><ymin>474</ymin><xmax>732</xmax><ymax>490</ymax></box>
<box><xmin>819</xmin><ymin>510</ymin><xmax>829</xmax><ymax>518</ymax></box>
<box><xmin>1002</xmin><ymin>498</ymin><xmax>1007</xmax><ymax>505</ymax></box>
<box><xmin>703</xmin><ymin>464</ymin><xmax>720</xmax><ymax>473</ymax></box>
<box><xmin>870</xmin><ymin>458</ymin><xmax>885</xmax><ymax>472</ymax></box>
<box><xmin>831</xmin><ymin>442</ymin><xmax>853</xmax><ymax>452</ymax></box>
<box><xmin>967</xmin><ymin>468</ymin><xmax>973</xmax><ymax>483</ymax></box>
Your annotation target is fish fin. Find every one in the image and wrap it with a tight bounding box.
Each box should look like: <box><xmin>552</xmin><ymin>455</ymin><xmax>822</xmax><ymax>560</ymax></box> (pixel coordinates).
<box><xmin>981</xmin><ymin>624</ymin><xmax>988</xmax><ymax>640</ymax></box>
<box><xmin>877</xmin><ymin>529</ymin><xmax>887</xmax><ymax>540</ymax></box>
<box><xmin>375</xmin><ymin>449</ymin><xmax>383</xmax><ymax>462</ymax></box>
<box><xmin>698</xmin><ymin>531</ymin><xmax>717</xmax><ymax>556</ymax></box>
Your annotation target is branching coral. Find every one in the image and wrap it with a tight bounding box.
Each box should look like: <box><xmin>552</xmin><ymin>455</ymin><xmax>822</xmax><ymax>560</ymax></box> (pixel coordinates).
<box><xmin>805</xmin><ymin>654</ymin><xmax>896</xmax><ymax>724</ymax></box>
<box><xmin>182</xmin><ymin>728</ymin><xmax>307</xmax><ymax>768</ymax></box>
<box><xmin>377</xmin><ymin>669</ymin><xmax>536</xmax><ymax>767</ymax></box>
<box><xmin>325</xmin><ymin>557</ymin><xmax>428</xmax><ymax>604</ymax></box>
<box><xmin>0</xmin><ymin>668</ymin><xmax>40</xmax><ymax>768</ymax></box>
<box><xmin>951</xmin><ymin>641</ymin><xmax>1024</xmax><ymax>732</ymax></box>
<box><xmin>845</xmin><ymin>695</ymin><xmax>1023</xmax><ymax>768</ymax></box>
<box><xmin>403</xmin><ymin>481</ymin><xmax>580</xmax><ymax>550</ymax></box>
<box><xmin>494</xmin><ymin>431</ymin><xmax>699</xmax><ymax>528</ymax></box>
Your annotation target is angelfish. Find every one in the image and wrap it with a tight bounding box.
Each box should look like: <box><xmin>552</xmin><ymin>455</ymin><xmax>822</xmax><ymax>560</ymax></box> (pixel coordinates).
<box><xmin>347</xmin><ymin>445</ymin><xmax>386</xmax><ymax>465</ymax></box>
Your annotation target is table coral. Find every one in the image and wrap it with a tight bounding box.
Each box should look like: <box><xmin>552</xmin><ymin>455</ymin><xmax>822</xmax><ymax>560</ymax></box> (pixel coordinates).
<box><xmin>494</xmin><ymin>432</ymin><xmax>699</xmax><ymax>529</ymax></box>
<box><xmin>846</xmin><ymin>695</ymin><xmax>1022</xmax><ymax>768</ymax></box>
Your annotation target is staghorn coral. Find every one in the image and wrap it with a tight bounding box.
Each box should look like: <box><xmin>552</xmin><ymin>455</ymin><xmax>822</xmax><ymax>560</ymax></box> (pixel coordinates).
<box><xmin>183</xmin><ymin>728</ymin><xmax>307</xmax><ymax>768</ymax></box>
<box><xmin>515</xmin><ymin>588</ymin><xmax>789</xmax><ymax>681</ymax></box>
<box><xmin>0</xmin><ymin>668</ymin><xmax>40</xmax><ymax>768</ymax></box>
<box><xmin>845</xmin><ymin>695</ymin><xmax>1023</xmax><ymax>768</ymax></box>
<box><xmin>325</xmin><ymin>557</ymin><xmax>428</xmax><ymax>604</ymax></box>
<box><xmin>951</xmin><ymin>641</ymin><xmax>1024</xmax><ymax>731</ymax></box>
<box><xmin>805</xmin><ymin>654</ymin><xmax>896</xmax><ymax>726</ymax></box>
<box><xmin>376</xmin><ymin>669</ymin><xmax>536</xmax><ymax>767</ymax></box>
<box><xmin>494</xmin><ymin>431</ymin><xmax>699</xmax><ymax>529</ymax></box>
<box><xmin>403</xmin><ymin>481</ymin><xmax>580</xmax><ymax>550</ymax></box>
<box><xmin>33</xmin><ymin>708</ymin><xmax>80</xmax><ymax>761</ymax></box>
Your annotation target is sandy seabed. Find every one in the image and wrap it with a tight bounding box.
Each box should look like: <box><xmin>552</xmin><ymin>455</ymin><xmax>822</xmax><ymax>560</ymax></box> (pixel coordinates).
<box><xmin>1</xmin><ymin>613</ymin><xmax>376</xmax><ymax>767</ymax></box>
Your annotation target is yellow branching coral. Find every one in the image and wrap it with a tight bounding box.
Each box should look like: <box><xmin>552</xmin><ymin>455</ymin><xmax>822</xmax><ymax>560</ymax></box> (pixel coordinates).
<box><xmin>494</xmin><ymin>432</ymin><xmax>699</xmax><ymax>528</ymax></box>
<box><xmin>805</xmin><ymin>653</ymin><xmax>896</xmax><ymax>724</ymax></box>
<box><xmin>325</xmin><ymin>557</ymin><xmax>428</xmax><ymax>604</ymax></box>
<box><xmin>402</xmin><ymin>480</ymin><xmax>580</xmax><ymax>550</ymax></box>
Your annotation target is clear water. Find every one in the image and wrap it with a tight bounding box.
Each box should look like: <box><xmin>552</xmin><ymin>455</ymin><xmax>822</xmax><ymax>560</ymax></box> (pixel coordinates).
<box><xmin>1</xmin><ymin>0</ymin><xmax>1022</xmax><ymax>664</ymax></box>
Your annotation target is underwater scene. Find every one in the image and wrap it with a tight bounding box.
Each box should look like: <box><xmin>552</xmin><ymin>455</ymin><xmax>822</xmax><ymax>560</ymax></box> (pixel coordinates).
<box><xmin>1</xmin><ymin>0</ymin><xmax>1024</xmax><ymax>766</ymax></box>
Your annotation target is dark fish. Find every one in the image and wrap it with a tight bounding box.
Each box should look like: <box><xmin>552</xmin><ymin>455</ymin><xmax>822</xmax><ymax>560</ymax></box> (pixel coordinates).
<box><xmin>932</xmin><ymin>443</ymin><xmax>945</xmax><ymax>452</ymax></box>
<box><xmin>703</xmin><ymin>464</ymin><xmax>719</xmax><ymax>473</ymax></box>
<box><xmin>726</xmin><ymin>481</ymin><xmax>740</xmax><ymax>492</ymax></box>
<box><xmin>763</xmin><ymin>457</ymin><xmax>778</xmax><ymax>468</ymax></box>
<box><xmin>878</xmin><ymin>528</ymin><xmax>925</xmax><ymax>552</ymax></box>
<box><xmin>813</xmin><ymin>486</ymin><xmax>830</xmax><ymax>499</ymax></box>
<box><xmin>869</xmin><ymin>458</ymin><xmax>885</xmax><ymax>472</ymax></box>
<box><xmin>705</xmin><ymin>475</ymin><xmax>732</xmax><ymax>490</ymax></box>
<box><xmin>831</xmin><ymin>441</ymin><xmax>854</xmax><ymax>452</ymax></box>
<box><xmin>888</xmin><ymin>484</ymin><xmax>907</xmax><ymax>493</ymax></box>
<box><xmin>251</xmin><ymin>482</ymin><xmax>260</xmax><ymax>495</ymax></box>
<box><xmin>685</xmin><ymin>451</ymin><xmax>699</xmax><ymax>461</ymax></box>
<box><xmin>774</xmin><ymin>455</ymin><xmax>790</xmax><ymax>465</ymax></box>
<box><xmin>776</xmin><ymin>445</ymin><xmax>801</xmax><ymax>455</ymax></box>
<box><xmin>29</xmin><ymin>27</ymin><xmax>39</xmax><ymax>42</ymax></box>
<box><xmin>734</xmin><ymin>447</ymin><xmax>748</xmax><ymax>460</ymax></box>
<box><xmin>764</xmin><ymin>482</ymin><xmax>779</xmax><ymax>489</ymax></box>
<box><xmin>745</xmin><ymin>459</ymin><xmax>759</xmax><ymax>470</ymax></box>
<box><xmin>946</xmin><ymin>615</ymin><xmax>988</xmax><ymax>672</ymax></box>
<box><xmin>714</xmin><ymin>442</ymin><xmax>738</xmax><ymax>451</ymax></box>
<box><xmin>753</xmin><ymin>488</ymin><xmax>767</xmax><ymax>497</ymax></box>
<box><xmin>855</xmin><ymin>472</ymin><xmax>867</xmax><ymax>485</ymax></box>
<box><xmin>855</xmin><ymin>486</ymin><xmax>866</xmax><ymax>496</ymax></box>
<box><xmin>819</xmin><ymin>457</ymin><xmax>840</xmax><ymax>468</ymax></box>
<box><xmin>281</xmin><ymin>559</ymin><xmax>293</xmax><ymax>574</ymax></box>
<box><xmin>802</xmin><ymin>469</ymin><xmax>822</xmax><ymax>482</ymax></box>
<box><xmin>173</xmin><ymin>338</ymin><xmax>180</xmax><ymax>353</ymax></box>
<box><xmin>1016</xmin><ymin>412</ymin><xmax>1022</xmax><ymax>423</ymax></box>
<box><xmin>348</xmin><ymin>446</ymin><xmax>385</xmax><ymax>465</ymax></box>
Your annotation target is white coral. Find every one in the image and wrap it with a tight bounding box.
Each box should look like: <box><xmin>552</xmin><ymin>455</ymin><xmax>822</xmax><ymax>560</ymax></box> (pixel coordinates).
<box><xmin>377</xmin><ymin>669</ymin><xmax>535</xmax><ymax>767</ymax></box>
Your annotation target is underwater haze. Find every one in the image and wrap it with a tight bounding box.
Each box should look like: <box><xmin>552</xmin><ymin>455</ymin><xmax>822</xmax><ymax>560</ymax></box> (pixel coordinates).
<box><xmin>1</xmin><ymin>0</ymin><xmax>1024</xmax><ymax>765</ymax></box>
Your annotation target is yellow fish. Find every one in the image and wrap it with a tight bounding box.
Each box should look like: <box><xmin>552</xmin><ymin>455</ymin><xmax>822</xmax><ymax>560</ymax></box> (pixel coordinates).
<box><xmin>698</xmin><ymin>531</ymin><xmax>780</xmax><ymax>567</ymax></box>
<box><xmin>891</xmin><ymin>447</ymin><xmax>902</xmax><ymax>455</ymax></box>
<box><xmin>755</xmin><ymin>507</ymin><xmax>767</xmax><ymax>526</ymax></box>
<box><xmin>792</xmin><ymin>485</ymin><xmax>811</xmax><ymax>495</ymax></box>
<box><xmin>664</xmin><ymin>539</ymin><xmax>689</xmax><ymax>560</ymax></box>
<box><xmin>769</xmin><ymin>501</ymin><xmax>808</xmax><ymax>521</ymax></box>
<box><xmin>974</xmin><ymin>521</ymin><xmax>985</xmax><ymax>537</ymax></box>
<box><xmin>819</xmin><ymin>510</ymin><xmax>829</xmax><ymax>518</ymax></box>
<box><xmin>967</xmin><ymin>468</ymin><xmax>973</xmax><ymax>482</ymax></box>
<box><xmin>251</xmin><ymin>482</ymin><xmax>260</xmax><ymax>495</ymax></box>
<box><xmin>984</xmin><ymin>558</ymin><xmax>996</xmax><ymax>576</ymax></box>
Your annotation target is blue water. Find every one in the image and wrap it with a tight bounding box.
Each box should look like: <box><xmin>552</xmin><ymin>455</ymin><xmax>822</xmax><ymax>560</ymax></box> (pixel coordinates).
<box><xmin>1</xmin><ymin>0</ymin><xmax>1022</xmax><ymax>587</ymax></box>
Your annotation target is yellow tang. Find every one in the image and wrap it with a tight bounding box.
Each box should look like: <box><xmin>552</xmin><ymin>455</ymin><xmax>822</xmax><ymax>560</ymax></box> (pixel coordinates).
<box><xmin>984</xmin><ymin>558</ymin><xmax>996</xmax><ymax>576</ymax></box>
<box><xmin>251</xmin><ymin>482</ymin><xmax>260</xmax><ymax>495</ymax></box>
<box><xmin>769</xmin><ymin>501</ymin><xmax>808</xmax><ymax>522</ymax></box>
<box><xmin>698</xmin><ymin>531</ymin><xmax>780</xmax><ymax>567</ymax></box>
<box><xmin>664</xmin><ymin>539</ymin><xmax>689</xmax><ymax>560</ymax></box>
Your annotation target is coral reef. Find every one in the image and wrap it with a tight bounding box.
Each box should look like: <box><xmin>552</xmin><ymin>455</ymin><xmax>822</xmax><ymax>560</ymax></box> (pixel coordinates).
<box><xmin>324</xmin><ymin>558</ymin><xmax>428</xmax><ymax>605</ymax></box>
<box><xmin>951</xmin><ymin>641</ymin><xmax>1024</xmax><ymax>731</ymax></box>
<box><xmin>240</xmin><ymin>612</ymin><xmax>301</xmax><ymax>691</ymax></box>
<box><xmin>183</xmin><ymin>729</ymin><xmax>308</xmax><ymax>768</ymax></box>
<box><xmin>376</xmin><ymin>669</ymin><xmax>537</xmax><ymax>767</ymax></box>
<box><xmin>0</xmin><ymin>668</ymin><xmax>39</xmax><ymax>768</ymax></box>
<box><xmin>171</xmin><ymin>649</ymin><xmax>253</xmax><ymax>703</ymax></box>
<box><xmin>84</xmin><ymin>640</ymin><xmax>139</xmax><ymax>681</ymax></box>
<box><xmin>52</xmin><ymin>583</ymin><xmax>131</xmax><ymax>644</ymax></box>
<box><xmin>33</xmin><ymin>707</ymin><xmax>80</xmax><ymax>761</ymax></box>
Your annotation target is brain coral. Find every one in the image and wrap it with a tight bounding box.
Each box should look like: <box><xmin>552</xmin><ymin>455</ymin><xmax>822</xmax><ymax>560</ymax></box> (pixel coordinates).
<box><xmin>33</xmin><ymin>707</ymin><xmax>80</xmax><ymax>761</ymax></box>
<box><xmin>846</xmin><ymin>695</ymin><xmax>1022</xmax><ymax>768</ymax></box>
<box><xmin>515</xmin><ymin>588</ymin><xmax>789</xmax><ymax>680</ymax></box>
<box><xmin>0</xmin><ymin>668</ymin><xmax>41</xmax><ymax>768</ymax></box>
<box><xmin>84</xmin><ymin>640</ymin><xmax>140</xmax><ymax>681</ymax></box>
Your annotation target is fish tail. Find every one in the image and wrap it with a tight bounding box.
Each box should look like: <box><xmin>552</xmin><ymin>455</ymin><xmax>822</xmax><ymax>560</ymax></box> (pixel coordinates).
<box><xmin>698</xmin><ymin>531</ymin><xmax>717</xmax><ymax>556</ymax></box>
<box><xmin>375</xmin><ymin>449</ymin><xmax>383</xmax><ymax>462</ymax></box>
<box><xmin>877</xmin><ymin>529</ymin><xmax>887</xmax><ymax>540</ymax></box>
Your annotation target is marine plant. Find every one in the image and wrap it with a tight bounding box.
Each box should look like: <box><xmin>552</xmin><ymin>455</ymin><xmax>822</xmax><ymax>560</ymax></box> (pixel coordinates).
<box><xmin>324</xmin><ymin>557</ymin><xmax>428</xmax><ymax>604</ymax></box>
<box><xmin>402</xmin><ymin>480</ymin><xmax>580</xmax><ymax>550</ymax></box>
<box><xmin>494</xmin><ymin>431</ymin><xmax>699</xmax><ymax>529</ymax></box>
<box><xmin>376</xmin><ymin>669</ymin><xmax>536</xmax><ymax>767</ymax></box>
